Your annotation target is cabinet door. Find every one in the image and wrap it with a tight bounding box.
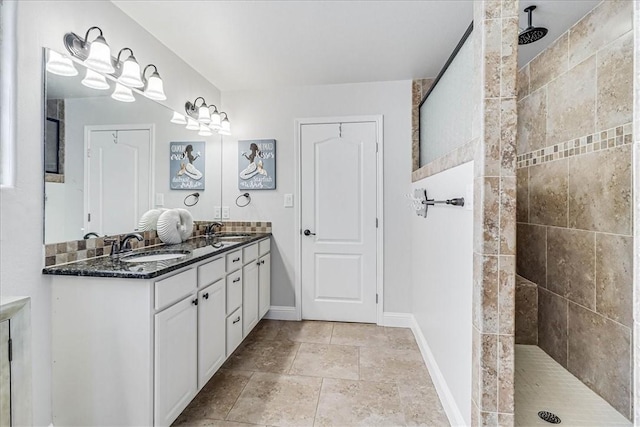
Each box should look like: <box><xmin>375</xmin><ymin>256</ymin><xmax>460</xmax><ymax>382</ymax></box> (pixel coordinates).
<box><xmin>258</xmin><ymin>253</ymin><xmax>271</xmax><ymax>318</ymax></box>
<box><xmin>155</xmin><ymin>296</ymin><xmax>198</xmax><ymax>427</ymax></box>
<box><xmin>198</xmin><ymin>280</ymin><xmax>225</xmax><ymax>389</ymax></box>
<box><xmin>242</xmin><ymin>261</ymin><xmax>259</xmax><ymax>336</ymax></box>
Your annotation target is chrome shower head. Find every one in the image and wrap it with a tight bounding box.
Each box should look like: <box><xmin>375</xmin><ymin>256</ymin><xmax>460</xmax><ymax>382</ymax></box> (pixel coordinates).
<box><xmin>519</xmin><ymin>5</ymin><xmax>548</xmax><ymax>45</ymax></box>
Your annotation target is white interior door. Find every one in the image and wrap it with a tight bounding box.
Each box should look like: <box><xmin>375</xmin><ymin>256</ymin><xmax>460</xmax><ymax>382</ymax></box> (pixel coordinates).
<box><xmin>86</xmin><ymin>128</ymin><xmax>151</xmax><ymax>235</ymax></box>
<box><xmin>0</xmin><ymin>320</ymin><xmax>10</xmax><ymax>427</ymax></box>
<box><xmin>301</xmin><ymin>121</ymin><xmax>378</xmax><ymax>323</ymax></box>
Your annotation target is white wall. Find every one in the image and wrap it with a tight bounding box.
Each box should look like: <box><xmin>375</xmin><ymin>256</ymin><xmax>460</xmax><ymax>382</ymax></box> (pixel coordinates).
<box><xmin>0</xmin><ymin>1</ymin><xmax>221</xmax><ymax>424</ymax></box>
<box><xmin>220</xmin><ymin>80</ymin><xmax>413</xmax><ymax>312</ymax></box>
<box><xmin>411</xmin><ymin>161</ymin><xmax>473</xmax><ymax>425</ymax></box>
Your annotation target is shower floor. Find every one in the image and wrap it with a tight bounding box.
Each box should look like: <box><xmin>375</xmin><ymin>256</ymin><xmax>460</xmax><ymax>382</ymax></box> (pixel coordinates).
<box><xmin>515</xmin><ymin>345</ymin><xmax>631</xmax><ymax>426</ymax></box>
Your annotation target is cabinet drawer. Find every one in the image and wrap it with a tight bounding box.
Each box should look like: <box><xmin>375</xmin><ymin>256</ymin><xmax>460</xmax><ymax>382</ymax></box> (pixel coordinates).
<box><xmin>198</xmin><ymin>257</ymin><xmax>225</xmax><ymax>287</ymax></box>
<box><xmin>155</xmin><ymin>269</ymin><xmax>197</xmax><ymax>310</ymax></box>
<box><xmin>226</xmin><ymin>269</ymin><xmax>243</xmax><ymax>315</ymax></box>
<box><xmin>226</xmin><ymin>250</ymin><xmax>243</xmax><ymax>272</ymax></box>
<box><xmin>243</xmin><ymin>243</ymin><xmax>259</xmax><ymax>264</ymax></box>
<box><xmin>226</xmin><ymin>307</ymin><xmax>243</xmax><ymax>356</ymax></box>
<box><xmin>259</xmin><ymin>239</ymin><xmax>270</xmax><ymax>256</ymax></box>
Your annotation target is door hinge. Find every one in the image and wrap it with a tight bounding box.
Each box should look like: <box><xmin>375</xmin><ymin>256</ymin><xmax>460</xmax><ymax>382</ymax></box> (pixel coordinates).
<box><xmin>8</xmin><ymin>338</ymin><xmax>12</xmax><ymax>362</ymax></box>
<box><xmin>87</xmin><ymin>148</ymin><xmax>91</xmax><ymax>158</ymax></box>
<box><xmin>88</xmin><ymin>213</ymin><xmax>91</xmax><ymax>222</ymax></box>
<box><xmin>376</xmin><ymin>143</ymin><xmax>379</xmax><ymax>153</ymax></box>
<box><xmin>376</xmin><ymin>294</ymin><xmax>379</xmax><ymax>304</ymax></box>
<box><xmin>376</xmin><ymin>218</ymin><xmax>378</xmax><ymax>228</ymax></box>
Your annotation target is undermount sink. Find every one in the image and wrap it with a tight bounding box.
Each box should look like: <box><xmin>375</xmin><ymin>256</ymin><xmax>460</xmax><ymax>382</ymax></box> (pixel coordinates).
<box><xmin>120</xmin><ymin>250</ymin><xmax>191</xmax><ymax>263</ymax></box>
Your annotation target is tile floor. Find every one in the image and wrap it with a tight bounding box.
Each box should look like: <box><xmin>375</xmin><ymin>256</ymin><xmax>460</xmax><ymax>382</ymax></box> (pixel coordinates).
<box><xmin>173</xmin><ymin>320</ymin><xmax>450</xmax><ymax>427</ymax></box>
<box><xmin>515</xmin><ymin>345</ymin><xmax>632</xmax><ymax>426</ymax></box>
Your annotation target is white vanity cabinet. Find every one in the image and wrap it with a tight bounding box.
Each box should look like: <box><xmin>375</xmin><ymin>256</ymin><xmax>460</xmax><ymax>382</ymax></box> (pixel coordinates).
<box><xmin>51</xmin><ymin>236</ymin><xmax>271</xmax><ymax>427</ymax></box>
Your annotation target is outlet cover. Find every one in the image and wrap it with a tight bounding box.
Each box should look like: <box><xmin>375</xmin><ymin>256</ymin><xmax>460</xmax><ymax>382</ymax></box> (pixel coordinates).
<box><xmin>214</xmin><ymin>206</ymin><xmax>221</xmax><ymax>219</ymax></box>
<box><xmin>222</xmin><ymin>206</ymin><xmax>230</xmax><ymax>219</ymax></box>
<box><xmin>155</xmin><ymin>193</ymin><xmax>164</xmax><ymax>207</ymax></box>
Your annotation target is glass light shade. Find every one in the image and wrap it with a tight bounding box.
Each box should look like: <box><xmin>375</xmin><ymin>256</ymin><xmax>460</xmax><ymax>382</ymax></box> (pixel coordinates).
<box><xmin>143</xmin><ymin>72</ymin><xmax>166</xmax><ymax>100</ymax></box>
<box><xmin>170</xmin><ymin>112</ymin><xmax>187</xmax><ymax>125</ymax></box>
<box><xmin>81</xmin><ymin>69</ymin><xmax>110</xmax><ymax>90</ymax></box>
<box><xmin>221</xmin><ymin>118</ymin><xmax>231</xmax><ymax>133</ymax></box>
<box><xmin>111</xmin><ymin>83</ymin><xmax>135</xmax><ymax>102</ymax></box>
<box><xmin>198</xmin><ymin>124</ymin><xmax>213</xmax><ymax>136</ymax></box>
<box><xmin>84</xmin><ymin>35</ymin><xmax>114</xmax><ymax>74</ymax></box>
<box><xmin>185</xmin><ymin>118</ymin><xmax>200</xmax><ymax>130</ymax></box>
<box><xmin>117</xmin><ymin>57</ymin><xmax>144</xmax><ymax>88</ymax></box>
<box><xmin>218</xmin><ymin>129</ymin><xmax>231</xmax><ymax>136</ymax></box>
<box><xmin>209</xmin><ymin>110</ymin><xmax>221</xmax><ymax>129</ymax></box>
<box><xmin>197</xmin><ymin>105</ymin><xmax>211</xmax><ymax>124</ymax></box>
<box><xmin>46</xmin><ymin>51</ymin><xmax>78</xmax><ymax>76</ymax></box>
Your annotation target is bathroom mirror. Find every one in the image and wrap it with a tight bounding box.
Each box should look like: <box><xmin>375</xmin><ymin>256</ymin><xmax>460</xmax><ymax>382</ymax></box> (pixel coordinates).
<box><xmin>43</xmin><ymin>48</ymin><xmax>222</xmax><ymax>244</ymax></box>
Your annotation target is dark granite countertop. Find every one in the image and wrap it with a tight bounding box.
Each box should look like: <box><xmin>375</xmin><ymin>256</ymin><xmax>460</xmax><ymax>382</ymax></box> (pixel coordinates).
<box><xmin>42</xmin><ymin>233</ymin><xmax>271</xmax><ymax>279</ymax></box>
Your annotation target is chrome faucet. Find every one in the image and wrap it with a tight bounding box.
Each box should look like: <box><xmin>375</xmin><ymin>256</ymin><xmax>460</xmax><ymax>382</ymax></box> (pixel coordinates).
<box><xmin>106</xmin><ymin>233</ymin><xmax>144</xmax><ymax>258</ymax></box>
<box><xmin>205</xmin><ymin>222</ymin><xmax>224</xmax><ymax>236</ymax></box>
<box><xmin>83</xmin><ymin>232</ymin><xmax>100</xmax><ymax>239</ymax></box>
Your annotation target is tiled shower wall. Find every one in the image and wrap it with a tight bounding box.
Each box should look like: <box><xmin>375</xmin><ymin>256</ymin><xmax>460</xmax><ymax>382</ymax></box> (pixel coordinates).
<box><xmin>515</xmin><ymin>0</ymin><xmax>633</xmax><ymax>420</ymax></box>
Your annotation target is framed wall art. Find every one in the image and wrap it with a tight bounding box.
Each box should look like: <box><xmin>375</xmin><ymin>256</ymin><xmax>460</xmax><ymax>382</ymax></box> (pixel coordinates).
<box><xmin>170</xmin><ymin>141</ymin><xmax>205</xmax><ymax>190</ymax></box>
<box><xmin>238</xmin><ymin>139</ymin><xmax>276</xmax><ymax>190</ymax></box>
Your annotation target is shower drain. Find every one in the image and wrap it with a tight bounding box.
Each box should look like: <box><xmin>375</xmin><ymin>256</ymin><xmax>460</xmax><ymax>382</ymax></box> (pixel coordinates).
<box><xmin>538</xmin><ymin>411</ymin><xmax>561</xmax><ymax>424</ymax></box>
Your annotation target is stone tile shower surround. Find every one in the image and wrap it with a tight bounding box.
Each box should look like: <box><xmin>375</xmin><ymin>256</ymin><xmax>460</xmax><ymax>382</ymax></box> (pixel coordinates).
<box><xmin>43</xmin><ymin>221</ymin><xmax>272</xmax><ymax>267</ymax></box>
<box><xmin>515</xmin><ymin>0</ymin><xmax>633</xmax><ymax>420</ymax></box>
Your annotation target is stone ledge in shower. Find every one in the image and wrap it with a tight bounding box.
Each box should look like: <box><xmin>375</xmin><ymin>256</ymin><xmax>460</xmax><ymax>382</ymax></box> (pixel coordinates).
<box><xmin>516</xmin><ymin>122</ymin><xmax>632</xmax><ymax>169</ymax></box>
<box><xmin>43</xmin><ymin>221</ymin><xmax>272</xmax><ymax>267</ymax></box>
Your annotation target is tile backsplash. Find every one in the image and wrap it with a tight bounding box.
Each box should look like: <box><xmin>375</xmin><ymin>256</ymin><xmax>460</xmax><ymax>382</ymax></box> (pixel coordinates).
<box><xmin>44</xmin><ymin>221</ymin><xmax>272</xmax><ymax>267</ymax></box>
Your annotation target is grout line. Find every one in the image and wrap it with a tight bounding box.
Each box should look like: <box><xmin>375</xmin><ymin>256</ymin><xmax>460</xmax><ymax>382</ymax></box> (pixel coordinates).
<box><xmin>224</xmin><ymin>370</ymin><xmax>255</xmax><ymax>421</ymax></box>
<box><xmin>312</xmin><ymin>377</ymin><xmax>324</xmax><ymax>426</ymax></box>
<box><xmin>516</xmin><ymin>222</ymin><xmax>633</xmax><ymax>239</ymax></box>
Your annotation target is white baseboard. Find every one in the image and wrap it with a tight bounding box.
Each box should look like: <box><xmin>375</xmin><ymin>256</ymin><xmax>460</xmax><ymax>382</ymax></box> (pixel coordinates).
<box><xmin>409</xmin><ymin>315</ymin><xmax>466</xmax><ymax>427</ymax></box>
<box><xmin>264</xmin><ymin>305</ymin><xmax>298</xmax><ymax>321</ymax></box>
<box><xmin>380</xmin><ymin>312</ymin><xmax>413</xmax><ymax>328</ymax></box>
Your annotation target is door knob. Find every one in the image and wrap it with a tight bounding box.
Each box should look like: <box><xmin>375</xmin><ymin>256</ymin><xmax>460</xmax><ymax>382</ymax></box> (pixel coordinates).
<box><xmin>303</xmin><ymin>229</ymin><xmax>316</xmax><ymax>236</ymax></box>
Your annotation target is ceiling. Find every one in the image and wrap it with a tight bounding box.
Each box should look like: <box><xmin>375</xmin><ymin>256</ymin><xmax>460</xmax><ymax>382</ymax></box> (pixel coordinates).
<box><xmin>112</xmin><ymin>0</ymin><xmax>600</xmax><ymax>92</ymax></box>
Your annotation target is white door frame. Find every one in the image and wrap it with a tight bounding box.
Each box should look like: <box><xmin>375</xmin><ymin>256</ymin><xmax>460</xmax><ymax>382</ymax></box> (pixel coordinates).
<box><xmin>84</xmin><ymin>124</ymin><xmax>156</xmax><ymax>234</ymax></box>
<box><xmin>294</xmin><ymin>115</ymin><xmax>384</xmax><ymax>325</ymax></box>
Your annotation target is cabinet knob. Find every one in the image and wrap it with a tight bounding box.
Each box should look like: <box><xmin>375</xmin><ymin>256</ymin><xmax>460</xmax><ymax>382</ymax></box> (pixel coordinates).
<box><xmin>192</xmin><ymin>298</ymin><xmax>198</xmax><ymax>306</ymax></box>
<box><xmin>261</xmin><ymin>260</ymin><xmax>265</xmax><ymax>265</ymax></box>
<box><xmin>256</xmin><ymin>261</ymin><xmax>261</xmax><ymax>266</ymax></box>
<box><xmin>203</xmin><ymin>293</ymin><xmax>209</xmax><ymax>300</ymax></box>
<box><xmin>233</xmin><ymin>316</ymin><xmax>241</xmax><ymax>324</ymax></box>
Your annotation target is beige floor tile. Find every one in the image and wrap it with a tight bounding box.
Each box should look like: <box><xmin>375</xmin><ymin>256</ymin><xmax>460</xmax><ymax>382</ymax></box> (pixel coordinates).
<box><xmin>174</xmin><ymin>420</ymin><xmax>265</xmax><ymax>427</ymax></box>
<box><xmin>173</xmin><ymin>370</ymin><xmax>253</xmax><ymax>424</ymax></box>
<box><xmin>223</xmin><ymin>339</ymin><xmax>300</xmax><ymax>373</ymax></box>
<box><xmin>384</xmin><ymin>327</ymin><xmax>419</xmax><ymax>350</ymax></box>
<box><xmin>330</xmin><ymin>322</ymin><xmax>389</xmax><ymax>347</ymax></box>
<box><xmin>275</xmin><ymin>320</ymin><xmax>334</xmax><ymax>344</ymax></box>
<box><xmin>359</xmin><ymin>346</ymin><xmax>431</xmax><ymax>384</ymax></box>
<box><xmin>245</xmin><ymin>320</ymin><xmax>283</xmax><ymax>342</ymax></box>
<box><xmin>226</xmin><ymin>372</ymin><xmax>322</xmax><ymax>427</ymax></box>
<box><xmin>397</xmin><ymin>382</ymin><xmax>450</xmax><ymax>426</ymax></box>
<box><xmin>315</xmin><ymin>378</ymin><xmax>406</xmax><ymax>426</ymax></box>
<box><xmin>289</xmin><ymin>343</ymin><xmax>359</xmax><ymax>380</ymax></box>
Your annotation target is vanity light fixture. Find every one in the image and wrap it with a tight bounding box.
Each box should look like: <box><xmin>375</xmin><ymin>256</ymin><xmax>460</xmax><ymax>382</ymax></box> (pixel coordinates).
<box><xmin>198</xmin><ymin>124</ymin><xmax>213</xmax><ymax>136</ymax></box>
<box><xmin>115</xmin><ymin>48</ymin><xmax>144</xmax><ymax>88</ymax></box>
<box><xmin>45</xmin><ymin>50</ymin><xmax>78</xmax><ymax>76</ymax></box>
<box><xmin>170</xmin><ymin>111</ymin><xmax>187</xmax><ymax>125</ymax></box>
<box><xmin>185</xmin><ymin>117</ymin><xmax>200</xmax><ymax>130</ymax></box>
<box><xmin>111</xmin><ymin>83</ymin><xmax>135</xmax><ymax>103</ymax></box>
<box><xmin>185</xmin><ymin>97</ymin><xmax>211</xmax><ymax>124</ymax></box>
<box><xmin>142</xmin><ymin>64</ymin><xmax>166</xmax><ymax>101</ymax></box>
<box><xmin>64</xmin><ymin>26</ymin><xmax>115</xmax><ymax>74</ymax></box>
<box><xmin>81</xmin><ymin>68</ymin><xmax>110</xmax><ymax>90</ymax></box>
<box><xmin>208</xmin><ymin>104</ymin><xmax>222</xmax><ymax>129</ymax></box>
<box><xmin>219</xmin><ymin>112</ymin><xmax>231</xmax><ymax>135</ymax></box>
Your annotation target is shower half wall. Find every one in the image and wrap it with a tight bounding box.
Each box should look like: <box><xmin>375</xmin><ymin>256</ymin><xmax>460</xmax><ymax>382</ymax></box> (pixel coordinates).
<box><xmin>515</xmin><ymin>0</ymin><xmax>633</xmax><ymax>421</ymax></box>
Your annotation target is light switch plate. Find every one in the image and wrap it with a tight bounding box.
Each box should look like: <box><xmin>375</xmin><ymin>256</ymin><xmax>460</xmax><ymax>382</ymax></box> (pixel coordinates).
<box><xmin>222</xmin><ymin>206</ymin><xmax>230</xmax><ymax>219</ymax></box>
<box><xmin>155</xmin><ymin>193</ymin><xmax>164</xmax><ymax>207</ymax></box>
<box><xmin>213</xmin><ymin>206</ymin><xmax>221</xmax><ymax>219</ymax></box>
<box><xmin>284</xmin><ymin>193</ymin><xmax>293</xmax><ymax>208</ymax></box>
